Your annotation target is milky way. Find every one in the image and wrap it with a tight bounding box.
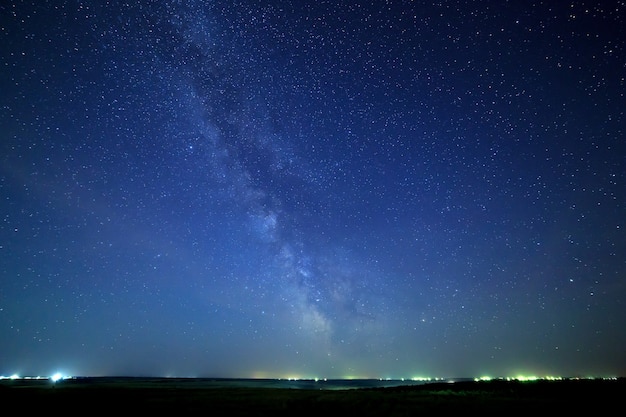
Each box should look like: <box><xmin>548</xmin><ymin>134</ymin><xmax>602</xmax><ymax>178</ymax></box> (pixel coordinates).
<box><xmin>1</xmin><ymin>1</ymin><xmax>625</xmax><ymax>379</ymax></box>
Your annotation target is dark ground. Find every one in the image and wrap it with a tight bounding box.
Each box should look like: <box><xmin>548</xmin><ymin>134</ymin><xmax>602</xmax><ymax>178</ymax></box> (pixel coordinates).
<box><xmin>1</xmin><ymin>377</ymin><xmax>623</xmax><ymax>415</ymax></box>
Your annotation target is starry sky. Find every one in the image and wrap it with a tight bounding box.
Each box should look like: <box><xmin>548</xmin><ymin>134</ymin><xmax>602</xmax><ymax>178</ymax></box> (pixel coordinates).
<box><xmin>1</xmin><ymin>1</ymin><xmax>625</xmax><ymax>379</ymax></box>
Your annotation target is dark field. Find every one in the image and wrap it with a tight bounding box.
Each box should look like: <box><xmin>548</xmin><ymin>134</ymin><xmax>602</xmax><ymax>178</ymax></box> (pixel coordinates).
<box><xmin>1</xmin><ymin>377</ymin><xmax>623</xmax><ymax>414</ymax></box>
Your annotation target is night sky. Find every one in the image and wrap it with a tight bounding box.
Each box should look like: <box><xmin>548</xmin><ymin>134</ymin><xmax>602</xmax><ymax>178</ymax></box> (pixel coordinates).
<box><xmin>1</xmin><ymin>1</ymin><xmax>625</xmax><ymax>379</ymax></box>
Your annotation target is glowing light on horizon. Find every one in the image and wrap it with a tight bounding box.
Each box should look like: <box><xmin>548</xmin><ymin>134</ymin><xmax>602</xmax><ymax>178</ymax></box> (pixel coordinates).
<box><xmin>474</xmin><ymin>375</ymin><xmax>569</xmax><ymax>382</ymax></box>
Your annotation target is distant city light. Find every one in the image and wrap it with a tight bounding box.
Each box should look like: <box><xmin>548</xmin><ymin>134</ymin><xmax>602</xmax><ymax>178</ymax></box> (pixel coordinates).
<box><xmin>0</xmin><ymin>372</ymin><xmax>618</xmax><ymax>385</ymax></box>
<box><xmin>0</xmin><ymin>373</ymin><xmax>74</xmax><ymax>381</ymax></box>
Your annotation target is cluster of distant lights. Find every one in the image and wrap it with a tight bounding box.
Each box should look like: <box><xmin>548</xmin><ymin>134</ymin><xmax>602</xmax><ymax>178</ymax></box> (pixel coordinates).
<box><xmin>473</xmin><ymin>375</ymin><xmax>619</xmax><ymax>382</ymax></box>
<box><xmin>2</xmin><ymin>373</ymin><xmax>618</xmax><ymax>383</ymax></box>
<box><xmin>0</xmin><ymin>373</ymin><xmax>71</xmax><ymax>382</ymax></box>
<box><xmin>279</xmin><ymin>374</ymin><xmax>618</xmax><ymax>382</ymax></box>
<box><xmin>475</xmin><ymin>375</ymin><xmax>565</xmax><ymax>382</ymax></box>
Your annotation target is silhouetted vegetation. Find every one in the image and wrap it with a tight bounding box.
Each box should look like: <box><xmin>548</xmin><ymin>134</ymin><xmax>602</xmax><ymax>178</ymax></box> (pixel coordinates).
<box><xmin>1</xmin><ymin>377</ymin><xmax>623</xmax><ymax>415</ymax></box>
